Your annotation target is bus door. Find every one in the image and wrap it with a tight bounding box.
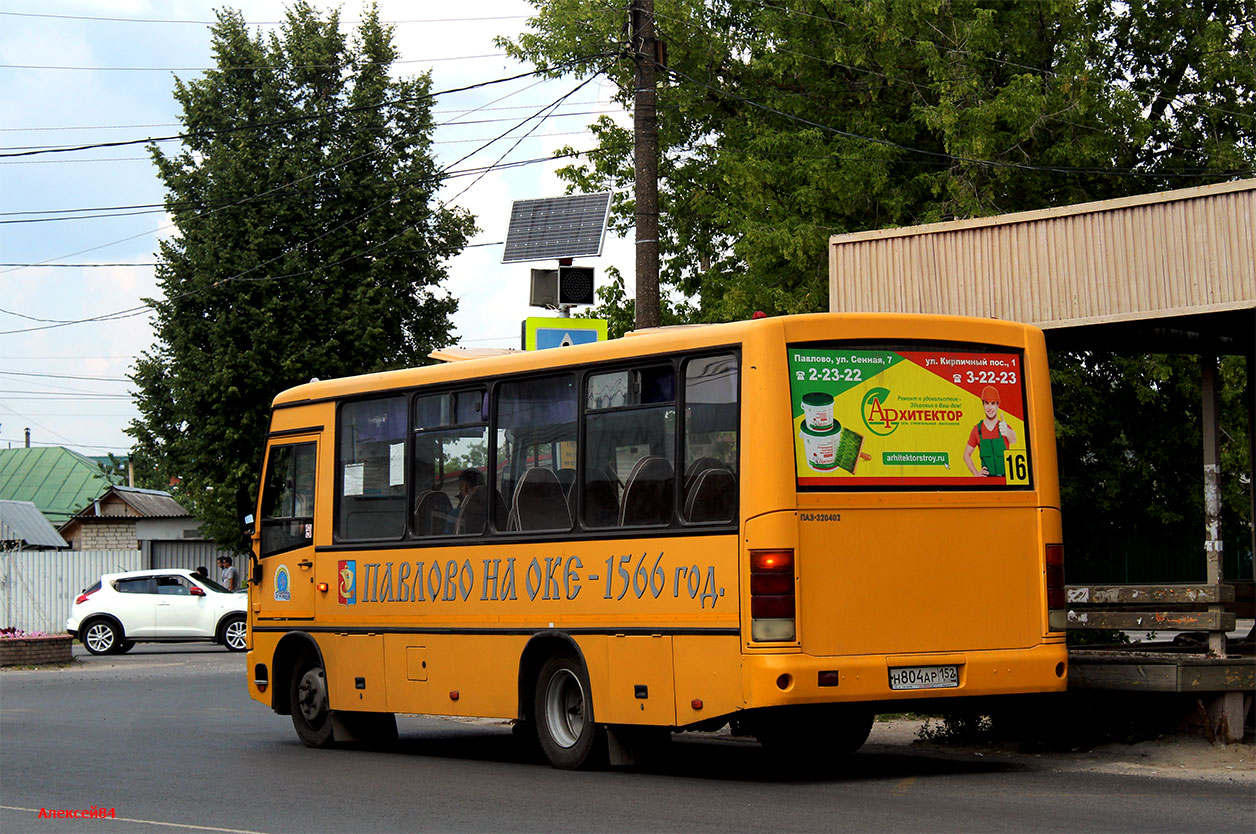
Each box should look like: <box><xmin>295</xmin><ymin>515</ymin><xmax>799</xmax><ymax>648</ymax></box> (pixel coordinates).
<box><xmin>255</xmin><ymin>438</ymin><xmax>319</xmax><ymax>621</ymax></box>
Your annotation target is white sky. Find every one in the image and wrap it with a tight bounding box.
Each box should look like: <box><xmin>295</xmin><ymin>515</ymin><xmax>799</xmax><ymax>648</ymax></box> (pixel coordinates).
<box><xmin>0</xmin><ymin>0</ymin><xmax>632</xmax><ymax>457</ymax></box>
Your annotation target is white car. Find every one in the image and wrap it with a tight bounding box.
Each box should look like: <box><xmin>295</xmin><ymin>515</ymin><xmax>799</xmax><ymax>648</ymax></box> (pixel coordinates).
<box><xmin>66</xmin><ymin>569</ymin><xmax>248</xmax><ymax>655</ymax></box>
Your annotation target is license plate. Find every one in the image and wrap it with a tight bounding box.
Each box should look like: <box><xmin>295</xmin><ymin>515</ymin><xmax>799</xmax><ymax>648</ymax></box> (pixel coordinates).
<box><xmin>888</xmin><ymin>664</ymin><xmax>959</xmax><ymax>691</ymax></box>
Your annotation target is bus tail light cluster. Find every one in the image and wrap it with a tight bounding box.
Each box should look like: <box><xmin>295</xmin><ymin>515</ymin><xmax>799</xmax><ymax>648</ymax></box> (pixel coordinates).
<box><xmin>750</xmin><ymin>549</ymin><xmax>795</xmax><ymax>642</ymax></box>
<box><xmin>1045</xmin><ymin>543</ymin><xmax>1066</xmax><ymax>631</ymax></box>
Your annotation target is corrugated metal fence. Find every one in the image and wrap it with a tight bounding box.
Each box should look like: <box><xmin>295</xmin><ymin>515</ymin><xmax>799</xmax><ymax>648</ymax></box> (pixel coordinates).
<box><xmin>2</xmin><ymin>549</ymin><xmax>143</xmax><ymax>633</ymax></box>
<box><xmin>150</xmin><ymin>540</ymin><xmax>235</xmax><ymax>574</ymax></box>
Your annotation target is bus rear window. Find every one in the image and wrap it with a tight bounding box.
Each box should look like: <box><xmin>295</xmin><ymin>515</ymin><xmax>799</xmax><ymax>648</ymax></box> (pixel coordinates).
<box><xmin>787</xmin><ymin>345</ymin><xmax>1030</xmax><ymax>489</ymax></box>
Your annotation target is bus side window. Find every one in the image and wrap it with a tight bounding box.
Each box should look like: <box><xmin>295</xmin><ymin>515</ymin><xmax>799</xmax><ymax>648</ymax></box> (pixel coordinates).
<box><xmin>411</xmin><ymin>389</ymin><xmax>488</xmax><ymax>538</ymax></box>
<box><xmin>496</xmin><ymin>375</ymin><xmax>576</xmax><ymax>533</ymax></box>
<box><xmin>336</xmin><ymin>396</ymin><xmax>407</xmax><ymax>542</ymax></box>
<box><xmin>682</xmin><ymin>354</ymin><xmax>739</xmax><ymax>524</ymax></box>
<box><xmin>584</xmin><ymin>365</ymin><xmax>676</xmax><ymax>528</ymax></box>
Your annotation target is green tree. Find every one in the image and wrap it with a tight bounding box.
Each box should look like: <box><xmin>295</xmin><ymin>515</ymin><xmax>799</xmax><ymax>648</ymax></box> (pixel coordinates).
<box><xmin>129</xmin><ymin>3</ymin><xmax>475</xmax><ymax>551</ymax></box>
<box><xmin>1051</xmin><ymin>353</ymin><xmax>1251</xmax><ymax>582</ymax></box>
<box><xmin>505</xmin><ymin>0</ymin><xmax>1254</xmax><ymax>322</ymax></box>
<box><xmin>511</xmin><ymin>1</ymin><xmax>1254</xmax><ymax>573</ymax></box>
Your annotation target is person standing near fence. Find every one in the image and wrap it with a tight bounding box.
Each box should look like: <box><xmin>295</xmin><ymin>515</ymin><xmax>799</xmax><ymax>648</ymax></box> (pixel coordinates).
<box><xmin>218</xmin><ymin>556</ymin><xmax>239</xmax><ymax>591</ymax></box>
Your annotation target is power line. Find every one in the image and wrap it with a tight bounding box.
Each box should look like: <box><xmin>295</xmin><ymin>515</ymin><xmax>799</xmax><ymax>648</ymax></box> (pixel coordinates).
<box><xmin>0</xmin><ymin>10</ymin><xmax>529</xmax><ymax>26</ymax></box>
<box><xmin>0</xmin><ymin>369</ymin><xmax>129</xmax><ymax>382</ymax></box>
<box><xmin>656</xmin><ymin>60</ymin><xmax>1256</xmax><ymax>179</ymax></box>
<box><xmin>0</xmin><ymin>391</ymin><xmax>132</xmax><ymax>399</ymax></box>
<box><xmin>0</xmin><ymin>100</ymin><xmax>610</xmax><ymax>133</ymax></box>
<box><xmin>0</xmin><ymin>240</ymin><xmax>506</xmax><ymax>270</ymax></box>
<box><xmin>0</xmin><ymin>54</ymin><xmax>506</xmax><ymax>72</ymax></box>
<box><xmin>0</xmin><ymin>59</ymin><xmax>613</xmax><ymax>276</ymax></box>
<box><xmin>0</xmin><ymin>69</ymin><xmax>620</xmax><ymax>334</ymax></box>
<box><xmin>0</xmin><ymin>144</ymin><xmax>612</xmax><ymax>332</ymax></box>
<box><xmin>0</xmin><ymin>263</ymin><xmax>157</xmax><ymax>268</ymax></box>
<box><xmin>0</xmin><ymin>58</ymin><xmax>607</xmax><ymax>159</ymax></box>
<box><xmin>751</xmin><ymin>2</ymin><xmax>1256</xmax><ymax>125</ymax></box>
<box><xmin>1</xmin><ymin>102</ymin><xmax>615</xmax><ymax>158</ymax></box>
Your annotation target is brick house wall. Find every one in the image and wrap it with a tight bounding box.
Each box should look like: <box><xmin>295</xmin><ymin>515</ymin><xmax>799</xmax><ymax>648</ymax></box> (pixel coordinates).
<box><xmin>79</xmin><ymin>520</ymin><xmax>138</xmax><ymax>550</ymax></box>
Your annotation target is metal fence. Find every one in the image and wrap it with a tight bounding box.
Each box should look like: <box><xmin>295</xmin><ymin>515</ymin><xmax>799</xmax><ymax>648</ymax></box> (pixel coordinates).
<box><xmin>2</xmin><ymin>549</ymin><xmax>143</xmax><ymax>634</ymax></box>
<box><xmin>150</xmin><ymin>540</ymin><xmax>236</xmax><ymax>574</ymax></box>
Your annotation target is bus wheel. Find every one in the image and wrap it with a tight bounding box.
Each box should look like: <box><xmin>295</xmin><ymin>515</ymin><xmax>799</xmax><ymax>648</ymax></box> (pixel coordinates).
<box><xmin>291</xmin><ymin>657</ymin><xmax>335</xmax><ymax>748</ymax></box>
<box><xmin>534</xmin><ymin>653</ymin><xmax>606</xmax><ymax>769</ymax></box>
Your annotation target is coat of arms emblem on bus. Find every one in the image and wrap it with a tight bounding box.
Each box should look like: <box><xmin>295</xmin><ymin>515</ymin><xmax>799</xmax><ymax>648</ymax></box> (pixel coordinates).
<box><xmin>273</xmin><ymin>565</ymin><xmax>291</xmax><ymax>602</ymax></box>
<box><xmin>337</xmin><ymin>560</ymin><xmax>356</xmax><ymax>605</ymax></box>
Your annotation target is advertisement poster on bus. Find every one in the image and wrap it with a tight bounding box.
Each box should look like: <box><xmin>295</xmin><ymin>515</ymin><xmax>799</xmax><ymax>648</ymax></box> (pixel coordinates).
<box><xmin>788</xmin><ymin>347</ymin><xmax>1031</xmax><ymax>487</ymax></box>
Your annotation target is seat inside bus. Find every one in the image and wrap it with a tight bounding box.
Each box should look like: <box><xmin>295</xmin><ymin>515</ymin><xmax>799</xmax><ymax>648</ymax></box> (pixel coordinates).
<box><xmin>455</xmin><ymin>485</ymin><xmax>506</xmax><ymax>535</ymax></box>
<box><xmin>619</xmin><ymin>456</ymin><xmax>674</xmax><ymax>526</ymax></box>
<box><xmin>413</xmin><ymin>489</ymin><xmax>454</xmax><ymax>536</ymax></box>
<box><xmin>683</xmin><ymin>467</ymin><xmax>738</xmax><ymax>523</ymax></box>
<box><xmin>508</xmin><ymin>467</ymin><xmax>572</xmax><ymax>531</ymax></box>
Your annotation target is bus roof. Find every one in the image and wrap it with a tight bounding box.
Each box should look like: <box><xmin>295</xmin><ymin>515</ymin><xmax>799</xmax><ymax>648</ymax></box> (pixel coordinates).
<box><xmin>271</xmin><ymin>312</ymin><xmax>1042</xmax><ymax>407</ymax></box>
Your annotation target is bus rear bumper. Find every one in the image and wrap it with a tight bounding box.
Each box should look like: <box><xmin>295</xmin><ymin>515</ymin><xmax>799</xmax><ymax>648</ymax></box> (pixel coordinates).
<box><xmin>742</xmin><ymin>643</ymin><xmax>1068</xmax><ymax>708</ymax></box>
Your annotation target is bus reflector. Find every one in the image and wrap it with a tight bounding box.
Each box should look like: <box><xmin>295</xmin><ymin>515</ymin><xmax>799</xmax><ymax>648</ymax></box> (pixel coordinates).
<box><xmin>750</xmin><ymin>549</ymin><xmax>795</xmax><ymax>642</ymax></box>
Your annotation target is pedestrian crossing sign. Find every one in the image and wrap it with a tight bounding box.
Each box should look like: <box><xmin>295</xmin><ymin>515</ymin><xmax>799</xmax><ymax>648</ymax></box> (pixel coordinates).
<box><xmin>522</xmin><ymin>317</ymin><xmax>608</xmax><ymax>350</ymax></box>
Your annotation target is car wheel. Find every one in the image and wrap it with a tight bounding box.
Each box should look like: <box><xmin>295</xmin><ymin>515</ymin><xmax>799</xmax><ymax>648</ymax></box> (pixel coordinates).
<box><xmin>291</xmin><ymin>656</ymin><xmax>335</xmax><ymax>748</ymax></box>
<box><xmin>82</xmin><ymin>620</ymin><xmax>120</xmax><ymax>655</ymax></box>
<box><xmin>533</xmin><ymin>653</ymin><xmax>606</xmax><ymax>770</ymax></box>
<box><xmin>220</xmin><ymin>616</ymin><xmax>247</xmax><ymax>652</ymax></box>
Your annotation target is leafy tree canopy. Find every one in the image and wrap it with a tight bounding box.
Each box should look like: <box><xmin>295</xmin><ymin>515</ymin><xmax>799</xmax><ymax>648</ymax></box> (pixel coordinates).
<box><xmin>516</xmin><ymin>1</ymin><xmax>1255</xmax><ymax>574</ymax></box>
<box><xmin>505</xmin><ymin>0</ymin><xmax>1254</xmax><ymax>324</ymax></box>
<box><xmin>128</xmin><ymin>2</ymin><xmax>475</xmax><ymax>551</ymax></box>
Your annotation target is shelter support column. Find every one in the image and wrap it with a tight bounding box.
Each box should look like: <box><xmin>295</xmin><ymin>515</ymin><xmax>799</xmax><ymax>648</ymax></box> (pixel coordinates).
<box><xmin>1201</xmin><ymin>353</ymin><xmax>1225</xmax><ymax>658</ymax></box>
<box><xmin>1248</xmin><ymin>313</ymin><xmax>1255</xmax><ymax>594</ymax></box>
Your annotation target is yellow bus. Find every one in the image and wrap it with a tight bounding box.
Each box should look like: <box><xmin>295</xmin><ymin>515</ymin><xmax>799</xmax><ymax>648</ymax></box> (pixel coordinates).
<box><xmin>246</xmin><ymin>313</ymin><xmax>1067</xmax><ymax>769</ymax></box>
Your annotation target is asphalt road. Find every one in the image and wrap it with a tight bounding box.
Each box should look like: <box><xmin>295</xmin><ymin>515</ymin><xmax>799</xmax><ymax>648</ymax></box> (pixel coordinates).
<box><xmin>1</xmin><ymin>645</ymin><xmax>1251</xmax><ymax>833</ymax></box>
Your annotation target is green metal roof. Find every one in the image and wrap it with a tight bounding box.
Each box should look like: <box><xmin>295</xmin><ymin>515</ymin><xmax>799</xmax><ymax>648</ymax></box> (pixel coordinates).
<box><xmin>0</xmin><ymin>447</ymin><xmax>123</xmax><ymax>525</ymax></box>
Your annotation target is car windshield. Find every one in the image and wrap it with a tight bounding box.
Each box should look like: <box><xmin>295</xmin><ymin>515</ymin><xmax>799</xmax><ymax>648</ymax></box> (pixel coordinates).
<box><xmin>193</xmin><ymin>576</ymin><xmax>234</xmax><ymax>594</ymax></box>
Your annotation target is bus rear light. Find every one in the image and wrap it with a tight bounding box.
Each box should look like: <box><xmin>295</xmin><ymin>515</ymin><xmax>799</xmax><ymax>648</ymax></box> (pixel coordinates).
<box><xmin>750</xmin><ymin>548</ymin><xmax>795</xmax><ymax>642</ymax></box>
<box><xmin>751</xmin><ymin>595</ymin><xmax>795</xmax><ymax>619</ymax></box>
<box><xmin>818</xmin><ymin>670</ymin><xmax>840</xmax><ymax>687</ymax></box>
<box><xmin>750</xmin><ymin>550</ymin><xmax>793</xmax><ymax>572</ymax></box>
<box><xmin>1046</xmin><ymin>544</ymin><xmax>1067</xmax><ymax>631</ymax></box>
<box><xmin>1045</xmin><ymin>544</ymin><xmax>1065</xmax><ymax>610</ymax></box>
<box><xmin>750</xmin><ymin>573</ymin><xmax>793</xmax><ymax>595</ymax></box>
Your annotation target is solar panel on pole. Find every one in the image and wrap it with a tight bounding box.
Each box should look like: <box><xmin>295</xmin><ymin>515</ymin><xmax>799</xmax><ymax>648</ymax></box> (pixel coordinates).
<box><xmin>501</xmin><ymin>193</ymin><xmax>612</xmax><ymax>264</ymax></box>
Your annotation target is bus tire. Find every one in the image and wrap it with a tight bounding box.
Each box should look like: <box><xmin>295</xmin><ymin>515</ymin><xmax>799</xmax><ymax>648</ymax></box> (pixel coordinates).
<box><xmin>534</xmin><ymin>653</ymin><xmax>606</xmax><ymax>770</ymax></box>
<box><xmin>291</xmin><ymin>656</ymin><xmax>335</xmax><ymax>748</ymax></box>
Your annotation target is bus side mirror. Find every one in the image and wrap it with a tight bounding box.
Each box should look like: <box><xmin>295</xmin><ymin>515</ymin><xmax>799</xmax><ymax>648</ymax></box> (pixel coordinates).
<box><xmin>252</xmin><ymin>559</ymin><xmax>263</xmax><ymax>585</ymax></box>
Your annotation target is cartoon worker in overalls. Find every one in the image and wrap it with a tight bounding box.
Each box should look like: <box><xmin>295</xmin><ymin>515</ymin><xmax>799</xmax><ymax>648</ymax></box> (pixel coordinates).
<box><xmin>964</xmin><ymin>385</ymin><xmax>1017</xmax><ymax>477</ymax></box>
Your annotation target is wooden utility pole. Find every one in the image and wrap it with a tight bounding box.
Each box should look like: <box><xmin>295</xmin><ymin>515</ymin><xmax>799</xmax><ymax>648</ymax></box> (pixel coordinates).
<box><xmin>631</xmin><ymin>0</ymin><xmax>660</xmax><ymax>330</ymax></box>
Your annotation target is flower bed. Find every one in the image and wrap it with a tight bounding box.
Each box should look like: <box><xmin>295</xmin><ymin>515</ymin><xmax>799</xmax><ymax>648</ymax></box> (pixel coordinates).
<box><xmin>0</xmin><ymin>630</ymin><xmax>74</xmax><ymax>666</ymax></box>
